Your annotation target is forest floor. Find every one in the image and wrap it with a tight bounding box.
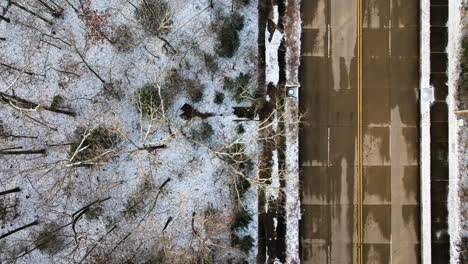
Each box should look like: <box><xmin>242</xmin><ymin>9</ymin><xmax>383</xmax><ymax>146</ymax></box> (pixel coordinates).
<box><xmin>0</xmin><ymin>0</ymin><xmax>272</xmax><ymax>263</ymax></box>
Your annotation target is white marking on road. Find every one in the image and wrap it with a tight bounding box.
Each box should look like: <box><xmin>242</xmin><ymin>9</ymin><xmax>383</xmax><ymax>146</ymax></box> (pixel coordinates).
<box><xmin>328</xmin><ymin>24</ymin><xmax>331</xmax><ymax>58</ymax></box>
<box><xmin>327</xmin><ymin>127</ymin><xmax>331</xmax><ymax>166</ymax></box>
<box><xmin>389</xmin><ymin>0</ymin><xmax>392</xmax><ymax>57</ymax></box>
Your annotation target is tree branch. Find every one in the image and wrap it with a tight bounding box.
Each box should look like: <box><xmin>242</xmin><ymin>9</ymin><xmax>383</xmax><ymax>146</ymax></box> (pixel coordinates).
<box><xmin>0</xmin><ymin>92</ymin><xmax>76</xmax><ymax>117</ymax></box>
<box><xmin>10</xmin><ymin>1</ymin><xmax>53</xmax><ymax>25</ymax></box>
<box><xmin>0</xmin><ymin>187</ymin><xmax>21</xmax><ymax>196</ymax></box>
<box><xmin>74</xmin><ymin>47</ymin><xmax>107</xmax><ymax>84</ymax></box>
<box><xmin>0</xmin><ymin>221</ymin><xmax>39</xmax><ymax>240</ymax></box>
<box><xmin>0</xmin><ymin>149</ymin><xmax>46</xmax><ymax>155</ymax></box>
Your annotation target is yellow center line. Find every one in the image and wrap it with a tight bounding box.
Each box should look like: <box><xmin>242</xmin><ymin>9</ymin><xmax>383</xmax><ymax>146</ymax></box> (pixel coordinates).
<box><xmin>357</xmin><ymin>0</ymin><xmax>364</xmax><ymax>264</ymax></box>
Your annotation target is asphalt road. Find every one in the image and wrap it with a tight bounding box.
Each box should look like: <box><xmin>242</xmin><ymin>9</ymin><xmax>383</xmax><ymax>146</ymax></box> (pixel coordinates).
<box><xmin>299</xmin><ymin>0</ymin><xmax>421</xmax><ymax>263</ymax></box>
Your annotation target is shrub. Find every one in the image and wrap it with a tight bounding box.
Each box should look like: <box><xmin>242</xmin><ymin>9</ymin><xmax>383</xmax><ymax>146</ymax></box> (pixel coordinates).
<box><xmin>112</xmin><ymin>25</ymin><xmax>135</xmax><ymax>52</ymax></box>
<box><xmin>165</xmin><ymin>69</ymin><xmax>185</xmax><ymax>100</ymax></box>
<box><xmin>204</xmin><ymin>53</ymin><xmax>219</xmax><ymax>73</ymax></box>
<box><xmin>135</xmin><ymin>70</ymin><xmax>182</xmax><ymax>115</ymax></box>
<box><xmin>33</xmin><ymin>223</ymin><xmax>66</xmax><ymax>255</ymax></box>
<box><xmin>222</xmin><ymin>143</ymin><xmax>254</xmax><ymax>175</ymax></box>
<box><xmin>124</xmin><ymin>193</ymin><xmax>144</xmax><ymax>218</ymax></box>
<box><xmin>459</xmin><ymin>37</ymin><xmax>468</xmax><ymax>96</ymax></box>
<box><xmin>216</xmin><ymin>13</ymin><xmax>245</xmax><ymax>58</ymax></box>
<box><xmin>85</xmin><ymin>204</ymin><xmax>104</xmax><ymax>220</ymax></box>
<box><xmin>145</xmin><ymin>250</ymin><xmax>166</xmax><ymax>263</ymax></box>
<box><xmin>50</xmin><ymin>95</ymin><xmax>65</xmax><ymax>108</ymax></box>
<box><xmin>69</xmin><ymin>126</ymin><xmax>120</xmax><ymax>163</ymax></box>
<box><xmin>214</xmin><ymin>91</ymin><xmax>225</xmax><ymax>104</ymax></box>
<box><xmin>216</xmin><ymin>27</ymin><xmax>239</xmax><ymax>58</ymax></box>
<box><xmin>228</xmin><ymin>13</ymin><xmax>245</xmax><ymax>31</ymax></box>
<box><xmin>231</xmin><ymin>207</ymin><xmax>252</xmax><ymax>232</ymax></box>
<box><xmin>236</xmin><ymin>124</ymin><xmax>245</xmax><ymax>134</ymax></box>
<box><xmin>195</xmin><ymin>255</ymin><xmax>215</xmax><ymax>264</ymax></box>
<box><xmin>135</xmin><ymin>83</ymin><xmax>161</xmax><ymax>115</ymax></box>
<box><xmin>463</xmin><ymin>37</ymin><xmax>468</xmax><ymax>59</ymax></box>
<box><xmin>185</xmin><ymin>79</ymin><xmax>204</xmax><ymax>103</ymax></box>
<box><xmin>165</xmin><ymin>68</ymin><xmax>185</xmax><ymax>90</ymax></box>
<box><xmin>231</xmin><ymin>234</ymin><xmax>254</xmax><ymax>254</ymax></box>
<box><xmin>235</xmin><ymin>0</ymin><xmax>250</xmax><ymax>6</ymax></box>
<box><xmin>234</xmin><ymin>175</ymin><xmax>251</xmax><ymax>202</ymax></box>
<box><xmin>103</xmin><ymin>81</ymin><xmax>124</xmax><ymax>100</ymax></box>
<box><xmin>0</xmin><ymin>196</ymin><xmax>18</xmax><ymax>223</ymax></box>
<box><xmin>252</xmin><ymin>86</ymin><xmax>265</xmax><ymax>111</ymax></box>
<box><xmin>0</xmin><ymin>119</ymin><xmax>4</xmax><ymax>135</ymax></box>
<box><xmin>135</xmin><ymin>0</ymin><xmax>172</xmax><ymax>35</ymax></box>
<box><xmin>124</xmin><ymin>177</ymin><xmax>155</xmax><ymax>218</ymax></box>
<box><xmin>223</xmin><ymin>73</ymin><xmax>252</xmax><ymax>103</ymax></box>
<box><xmin>190</xmin><ymin>122</ymin><xmax>214</xmax><ymax>143</ymax></box>
<box><xmin>461</xmin><ymin>38</ymin><xmax>468</xmax><ymax>79</ymax></box>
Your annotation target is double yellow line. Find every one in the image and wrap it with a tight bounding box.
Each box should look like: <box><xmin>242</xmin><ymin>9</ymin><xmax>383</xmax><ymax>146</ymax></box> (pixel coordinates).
<box><xmin>356</xmin><ymin>0</ymin><xmax>364</xmax><ymax>263</ymax></box>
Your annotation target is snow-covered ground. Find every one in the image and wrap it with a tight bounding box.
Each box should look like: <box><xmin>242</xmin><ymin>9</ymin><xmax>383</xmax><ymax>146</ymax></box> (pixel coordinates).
<box><xmin>456</xmin><ymin>1</ymin><xmax>468</xmax><ymax>262</ymax></box>
<box><xmin>0</xmin><ymin>0</ymin><xmax>260</xmax><ymax>263</ymax></box>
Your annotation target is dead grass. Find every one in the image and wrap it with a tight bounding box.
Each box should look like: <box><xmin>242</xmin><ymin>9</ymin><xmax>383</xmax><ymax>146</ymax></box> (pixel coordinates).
<box><xmin>189</xmin><ymin>121</ymin><xmax>214</xmax><ymax>143</ymax></box>
<box><xmin>69</xmin><ymin>126</ymin><xmax>120</xmax><ymax>164</ymax></box>
<box><xmin>231</xmin><ymin>234</ymin><xmax>254</xmax><ymax>254</ymax></box>
<box><xmin>0</xmin><ymin>196</ymin><xmax>18</xmax><ymax>224</ymax></box>
<box><xmin>214</xmin><ymin>91</ymin><xmax>225</xmax><ymax>104</ymax></box>
<box><xmin>185</xmin><ymin>78</ymin><xmax>204</xmax><ymax>103</ymax></box>
<box><xmin>123</xmin><ymin>177</ymin><xmax>155</xmax><ymax>218</ymax></box>
<box><xmin>112</xmin><ymin>25</ymin><xmax>135</xmax><ymax>52</ymax></box>
<box><xmin>33</xmin><ymin>223</ymin><xmax>66</xmax><ymax>255</ymax></box>
<box><xmin>135</xmin><ymin>0</ymin><xmax>172</xmax><ymax>35</ymax></box>
<box><xmin>223</xmin><ymin>73</ymin><xmax>252</xmax><ymax>103</ymax></box>
<box><xmin>216</xmin><ymin>13</ymin><xmax>244</xmax><ymax>58</ymax></box>
<box><xmin>135</xmin><ymin>70</ymin><xmax>183</xmax><ymax>116</ymax></box>
<box><xmin>203</xmin><ymin>53</ymin><xmax>219</xmax><ymax>73</ymax></box>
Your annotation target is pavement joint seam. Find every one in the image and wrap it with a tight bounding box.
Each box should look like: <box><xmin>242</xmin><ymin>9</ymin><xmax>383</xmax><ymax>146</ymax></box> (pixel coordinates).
<box><xmin>357</xmin><ymin>0</ymin><xmax>364</xmax><ymax>263</ymax></box>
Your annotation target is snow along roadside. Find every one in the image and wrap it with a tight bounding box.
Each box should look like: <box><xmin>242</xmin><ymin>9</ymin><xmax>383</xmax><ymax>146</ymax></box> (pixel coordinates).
<box><xmin>283</xmin><ymin>0</ymin><xmax>302</xmax><ymax>263</ymax></box>
<box><xmin>448</xmin><ymin>0</ymin><xmax>462</xmax><ymax>263</ymax></box>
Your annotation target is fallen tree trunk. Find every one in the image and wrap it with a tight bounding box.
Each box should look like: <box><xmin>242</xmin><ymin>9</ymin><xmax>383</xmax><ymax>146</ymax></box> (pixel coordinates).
<box><xmin>0</xmin><ymin>92</ymin><xmax>76</xmax><ymax>117</ymax></box>
<box><xmin>180</xmin><ymin>103</ymin><xmax>215</xmax><ymax>120</ymax></box>
<box><xmin>0</xmin><ymin>15</ymin><xmax>11</xmax><ymax>23</ymax></box>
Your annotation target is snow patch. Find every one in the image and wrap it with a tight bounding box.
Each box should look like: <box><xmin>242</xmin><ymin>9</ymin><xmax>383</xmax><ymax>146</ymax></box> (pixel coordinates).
<box><xmin>265</xmin><ymin>5</ymin><xmax>284</xmax><ymax>86</ymax></box>
<box><xmin>265</xmin><ymin>149</ymin><xmax>280</xmax><ymax>201</ymax></box>
<box><xmin>448</xmin><ymin>0</ymin><xmax>463</xmax><ymax>263</ymax></box>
